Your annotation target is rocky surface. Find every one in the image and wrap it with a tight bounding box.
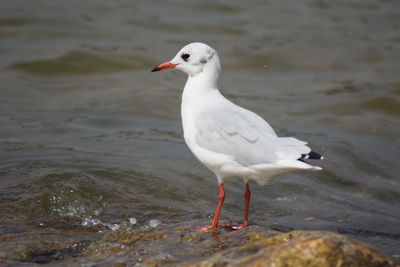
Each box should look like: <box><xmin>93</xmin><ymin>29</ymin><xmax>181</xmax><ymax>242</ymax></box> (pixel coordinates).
<box><xmin>0</xmin><ymin>217</ymin><xmax>397</xmax><ymax>266</ymax></box>
<box><xmin>182</xmin><ymin>230</ymin><xmax>397</xmax><ymax>267</ymax></box>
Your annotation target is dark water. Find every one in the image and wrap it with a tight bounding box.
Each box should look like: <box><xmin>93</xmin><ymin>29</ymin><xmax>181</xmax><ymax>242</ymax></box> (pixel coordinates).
<box><xmin>1</xmin><ymin>0</ymin><xmax>399</xmax><ymax>261</ymax></box>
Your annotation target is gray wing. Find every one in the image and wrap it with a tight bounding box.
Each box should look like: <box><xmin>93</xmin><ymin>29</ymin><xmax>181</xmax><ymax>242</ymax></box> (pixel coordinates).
<box><xmin>194</xmin><ymin>107</ymin><xmax>310</xmax><ymax>166</ymax></box>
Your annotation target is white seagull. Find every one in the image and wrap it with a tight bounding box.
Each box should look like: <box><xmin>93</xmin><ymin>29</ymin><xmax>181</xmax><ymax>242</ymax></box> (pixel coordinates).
<box><xmin>152</xmin><ymin>42</ymin><xmax>323</xmax><ymax>231</ymax></box>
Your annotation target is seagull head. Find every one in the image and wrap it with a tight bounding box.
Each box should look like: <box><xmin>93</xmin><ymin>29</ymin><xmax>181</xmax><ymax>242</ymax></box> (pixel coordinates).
<box><xmin>151</xmin><ymin>42</ymin><xmax>221</xmax><ymax>77</ymax></box>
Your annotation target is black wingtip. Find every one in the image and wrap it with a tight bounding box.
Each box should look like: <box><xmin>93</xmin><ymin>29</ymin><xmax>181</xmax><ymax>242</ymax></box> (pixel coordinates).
<box><xmin>300</xmin><ymin>151</ymin><xmax>324</xmax><ymax>160</ymax></box>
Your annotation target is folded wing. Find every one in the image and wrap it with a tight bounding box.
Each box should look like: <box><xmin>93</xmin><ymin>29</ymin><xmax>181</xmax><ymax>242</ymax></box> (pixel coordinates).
<box><xmin>194</xmin><ymin>108</ymin><xmax>311</xmax><ymax>166</ymax></box>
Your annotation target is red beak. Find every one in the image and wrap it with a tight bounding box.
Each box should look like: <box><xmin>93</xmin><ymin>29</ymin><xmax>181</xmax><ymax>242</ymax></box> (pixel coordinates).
<box><xmin>151</xmin><ymin>61</ymin><xmax>178</xmax><ymax>72</ymax></box>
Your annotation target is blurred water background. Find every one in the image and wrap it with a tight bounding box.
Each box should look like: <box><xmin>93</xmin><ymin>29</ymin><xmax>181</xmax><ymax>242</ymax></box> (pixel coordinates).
<box><xmin>0</xmin><ymin>0</ymin><xmax>399</xmax><ymax>260</ymax></box>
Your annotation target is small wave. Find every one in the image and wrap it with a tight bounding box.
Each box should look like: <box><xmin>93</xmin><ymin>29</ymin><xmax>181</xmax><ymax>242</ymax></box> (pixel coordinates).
<box><xmin>8</xmin><ymin>50</ymin><xmax>155</xmax><ymax>76</ymax></box>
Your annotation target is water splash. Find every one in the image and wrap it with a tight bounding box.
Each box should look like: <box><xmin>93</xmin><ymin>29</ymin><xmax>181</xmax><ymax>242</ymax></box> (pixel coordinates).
<box><xmin>141</xmin><ymin>219</ymin><xmax>162</xmax><ymax>229</ymax></box>
<box><xmin>128</xmin><ymin>217</ymin><xmax>137</xmax><ymax>225</ymax></box>
<box><xmin>81</xmin><ymin>217</ymin><xmax>103</xmax><ymax>227</ymax></box>
<box><xmin>81</xmin><ymin>217</ymin><xmax>120</xmax><ymax>231</ymax></box>
<box><xmin>81</xmin><ymin>217</ymin><xmax>141</xmax><ymax>232</ymax></box>
<box><xmin>148</xmin><ymin>219</ymin><xmax>162</xmax><ymax>228</ymax></box>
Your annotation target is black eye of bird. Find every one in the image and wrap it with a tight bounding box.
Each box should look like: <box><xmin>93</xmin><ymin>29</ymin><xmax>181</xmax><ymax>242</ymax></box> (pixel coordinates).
<box><xmin>181</xmin><ymin>53</ymin><xmax>190</xmax><ymax>61</ymax></box>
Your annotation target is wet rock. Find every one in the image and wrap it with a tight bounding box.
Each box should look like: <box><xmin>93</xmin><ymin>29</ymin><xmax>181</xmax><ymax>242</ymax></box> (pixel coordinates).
<box><xmin>3</xmin><ymin>238</ymin><xmax>89</xmax><ymax>264</ymax></box>
<box><xmin>183</xmin><ymin>230</ymin><xmax>397</xmax><ymax>267</ymax></box>
<box><xmin>0</xmin><ymin>220</ymin><xmax>397</xmax><ymax>266</ymax></box>
<box><xmin>80</xmin><ymin>222</ymin><xmax>396</xmax><ymax>267</ymax></box>
<box><xmin>104</xmin><ymin>227</ymin><xmax>167</xmax><ymax>245</ymax></box>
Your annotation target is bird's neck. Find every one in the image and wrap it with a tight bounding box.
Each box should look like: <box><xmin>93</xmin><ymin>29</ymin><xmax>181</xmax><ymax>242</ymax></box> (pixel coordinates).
<box><xmin>182</xmin><ymin>68</ymin><xmax>219</xmax><ymax>102</ymax></box>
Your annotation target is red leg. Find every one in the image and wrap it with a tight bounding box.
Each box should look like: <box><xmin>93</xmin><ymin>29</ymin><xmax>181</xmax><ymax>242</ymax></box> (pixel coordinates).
<box><xmin>228</xmin><ymin>183</ymin><xmax>250</xmax><ymax>230</ymax></box>
<box><xmin>194</xmin><ymin>183</ymin><xmax>225</xmax><ymax>231</ymax></box>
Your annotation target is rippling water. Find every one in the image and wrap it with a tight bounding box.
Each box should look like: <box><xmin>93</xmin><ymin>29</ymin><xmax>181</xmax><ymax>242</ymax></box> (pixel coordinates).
<box><xmin>0</xmin><ymin>0</ymin><xmax>399</xmax><ymax>259</ymax></box>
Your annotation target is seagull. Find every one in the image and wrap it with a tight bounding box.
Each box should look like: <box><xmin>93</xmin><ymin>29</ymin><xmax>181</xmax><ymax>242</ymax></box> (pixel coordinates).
<box><xmin>151</xmin><ymin>42</ymin><xmax>323</xmax><ymax>231</ymax></box>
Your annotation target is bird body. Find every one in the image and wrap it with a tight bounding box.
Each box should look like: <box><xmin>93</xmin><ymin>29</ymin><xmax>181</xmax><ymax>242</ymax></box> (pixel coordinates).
<box><xmin>182</xmin><ymin>87</ymin><xmax>320</xmax><ymax>185</ymax></box>
<box><xmin>152</xmin><ymin>42</ymin><xmax>323</xmax><ymax>230</ymax></box>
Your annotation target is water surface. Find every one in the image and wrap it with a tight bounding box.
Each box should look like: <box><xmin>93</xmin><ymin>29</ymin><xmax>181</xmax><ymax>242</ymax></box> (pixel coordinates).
<box><xmin>0</xmin><ymin>0</ymin><xmax>399</xmax><ymax>261</ymax></box>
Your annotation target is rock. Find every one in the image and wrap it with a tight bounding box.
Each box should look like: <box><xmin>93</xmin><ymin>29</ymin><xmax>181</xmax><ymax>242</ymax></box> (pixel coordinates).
<box><xmin>0</xmin><ymin>219</ymin><xmax>397</xmax><ymax>266</ymax></box>
<box><xmin>183</xmin><ymin>230</ymin><xmax>397</xmax><ymax>267</ymax></box>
